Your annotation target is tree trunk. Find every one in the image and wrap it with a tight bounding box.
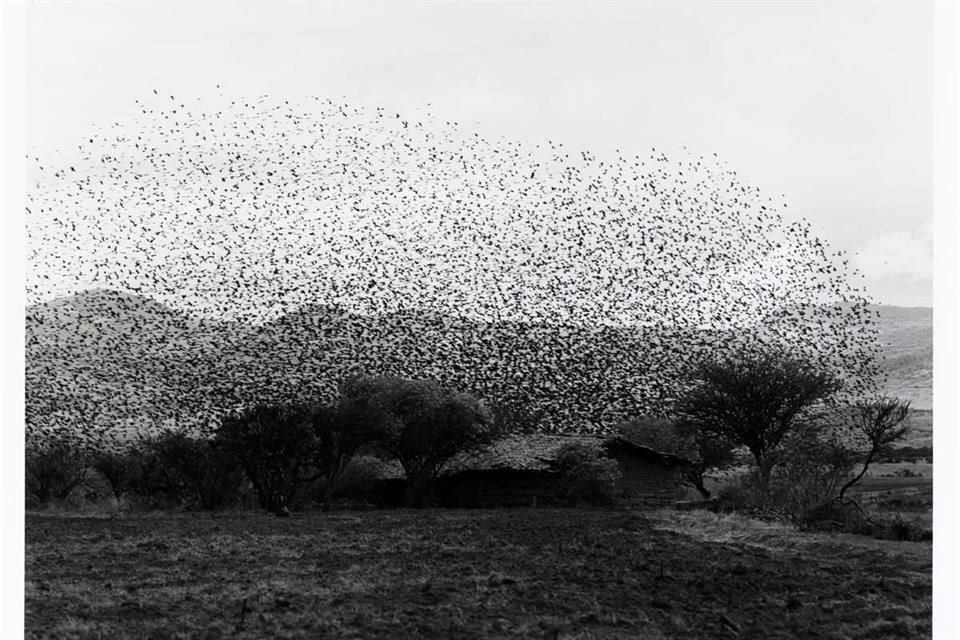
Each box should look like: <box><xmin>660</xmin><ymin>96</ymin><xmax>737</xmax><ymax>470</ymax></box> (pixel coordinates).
<box><xmin>405</xmin><ymin>479</ymin><xmax>419</xmax><ymax>508</ymax></box>
<box><xmin>683</xmin><ymin>468</ymin><xmax>712</xmax><ymax>499</ymax></box>
<box><xmin>693</xmin><ymin>481</ymin><xmax>711</xmax><ymax>500</ymax></box>
<box><xmin>322</xmin><ymin>481</ymin><xmax>334</xmax><ymax>512</ymax></box>
<box><xmin>839</xmin><ymin>447</ymin><xmax>876</xmax><ymax>499</ymax></box>
<box><xmin>750</xmin><ymin>447</ymin><xmax>765</xmax><ymax>470</ymax></box>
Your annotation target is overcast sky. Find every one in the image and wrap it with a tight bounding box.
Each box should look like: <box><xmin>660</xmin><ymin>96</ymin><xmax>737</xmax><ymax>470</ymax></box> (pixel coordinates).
<box><xmin>24</xmin><ymin>1</ymin><xmax>934</xmax><ymax>307</ymax></box>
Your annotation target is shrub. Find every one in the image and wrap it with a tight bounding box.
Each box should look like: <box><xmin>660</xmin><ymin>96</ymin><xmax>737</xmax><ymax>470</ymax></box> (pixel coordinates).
<box><xmin>893</xmin><ymin>467</ymin><xmax>922</xmax><ymax>478</ymax></box>
<box><xmin>713</xmin><ymin>469</ymin><xmax>781</xmax><ymax>518</ymax></box>
<box><xmin>135</xmin><ymin>431</ymin><xmax>245</xmax><ymax>510</ymax></box>
<box><xmin>800</xmin><ymin>502</ymin><xmax>931</xmax><ymax>542</ymax></box>
<box><xmin>799</xmin><ymin>498</ymin><xmax>875</xmax><ymax>535</ymax></box>
<box><xmin>306</xmin><ymin>454</ymin><xmax>390</xmax><ymax>508</ymax></box>
<box><xmin>766</xmin><ymin>433</ymin><xmax>855</xmax><ymax>524</ymax></box>
<box><xmin>342</xmin><ymin>376</ymin><xmax>496</xmax><ymax>507</ymax></box>
<box><xmin>214</xmin><ymin>404</ymin><xmax>322</xmax><ymax>513</ymax></box>
<box><xmin>25</xmin><ymin>437</ymin><xmax>89</xmax><ymax>508</ymax></box>
<box><xmin>332</xmin><ymin>455</ymin><xmax>388</xmax><ymax>500</ymax></box>
<box><xmin>92</xmin><ymin>449</ymin><xmax>142</xmax><ymax>501</ymax></box>
<box><xmin>554</xmin><ymin>442</ymin><xmax>622</xmax><ymax>506</ymax></box>
<box><xmin>882</xmin><ymin>514</ymin><xmax>932</xmax><ymax>542</ymax></box>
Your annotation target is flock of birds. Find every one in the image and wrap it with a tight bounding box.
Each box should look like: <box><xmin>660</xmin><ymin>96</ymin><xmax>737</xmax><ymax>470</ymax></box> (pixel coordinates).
<box><xmin>25</xmin><ymin>92</ymin><xmax>884</xmax><ymax>448</ymax></box>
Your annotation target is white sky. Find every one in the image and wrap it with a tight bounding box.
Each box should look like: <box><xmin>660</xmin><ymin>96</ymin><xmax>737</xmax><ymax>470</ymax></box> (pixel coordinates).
<box><xmin>24</xmin><ymin>1</ymin><xmax>934</xmax><ymax>306</ymax></box>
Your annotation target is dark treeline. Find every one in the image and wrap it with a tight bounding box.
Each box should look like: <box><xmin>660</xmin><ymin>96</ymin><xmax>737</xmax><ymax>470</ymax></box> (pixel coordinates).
<box><xmin>27</xmin><ymin>375</ymin><xmax>499</xmax><ymax>512</ymax></box>
<box><xmin>25</xmin><ymin>348</ymin><xmax>925</xmax><ymax>539</ymax></box>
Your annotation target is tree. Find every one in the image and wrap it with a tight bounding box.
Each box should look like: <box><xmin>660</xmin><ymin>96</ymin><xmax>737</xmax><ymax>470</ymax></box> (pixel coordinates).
<box><xmin>675</xmin><ymin>422</ymin><xmax>736</xmax><ymax>499</ymax></box>
<box><xmin>342</xmin><ymin>376</ymin><xmax>496</xmax><ymax>507</ymax></box>
<box><xmin>92</xmin><ymin>449</ymin><xmax>141</xmax><ymax>502</ymax></box>
<box><xmin>675</xmin><ymin>349</ymin><xmax>843</xmax><ymax>477</ymax></box>
<box><xmin>141</xmin><ymin>430</ymin><xmax>244</xmax><ymax>510</ymax></box>
<box><xmin>619</xmin><ymin>416</ymin><xmax>735</xmax><ymax>499</ymax></box>
<box><xmin>838</xmin><ymin>396</ymin><xmax>911</xmax><ymax>499</ymax></box>
<box><xmin>309</xmin><ymin>395</ymin><xmax>386</xmax><ymax>511</ymax></box>
<box><xmin>25</xmin><ymin>436</ymin><xmax>89</xmax><ymax>507</ymax></box>
<box><xmin>214</xmin><ymin>404</ymin><xmax>320</xmax><ymax>513</ymax></box>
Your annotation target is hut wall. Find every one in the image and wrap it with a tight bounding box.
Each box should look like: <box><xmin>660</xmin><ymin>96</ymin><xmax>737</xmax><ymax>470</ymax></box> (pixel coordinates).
<box><xmin>438</xmin><ymin>470</ymin><xmax>564</xmax><ymax>508</ymax></box>
<box><xmin>608</xmin><ymin>450</ymin><xmax>687</xmax><ymax>506</ymax></box>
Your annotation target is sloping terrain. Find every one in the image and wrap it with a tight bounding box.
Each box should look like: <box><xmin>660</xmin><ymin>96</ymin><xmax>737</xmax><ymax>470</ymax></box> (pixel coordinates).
<box><xmin>24</xmin><ymin>294</ymin><xmax>934</xmax><ymax>442</ymax></box>
<box><xmin>24</xmin><ymin>290</ymin><xmax>707</xmax><ymax>436</ymax></box>
<box><xmin>870</xmin><ymin>305</ymin><xmax>932</xmax><ymax>410</ymax></box>
<box><xmin>25</xmin><ymin>290</ymin><xmax>246</xmax><ymax>442</ymax></box>
<box><xmin>25</xmin><ymin>509</ymin><xmax>931</xmax><ymax>639</ymax></box>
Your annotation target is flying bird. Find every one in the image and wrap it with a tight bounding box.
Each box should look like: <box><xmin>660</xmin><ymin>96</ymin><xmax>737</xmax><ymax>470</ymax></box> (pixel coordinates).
<box><xmin>23</xmin><ymin>93</ymin><xmax>883</xmax><ymax>450</ymax></box>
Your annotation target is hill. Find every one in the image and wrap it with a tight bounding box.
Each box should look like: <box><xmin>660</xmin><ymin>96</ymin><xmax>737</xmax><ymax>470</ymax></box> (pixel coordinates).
<box><xmin>24</xmin><ymin>292</ymin><xmax>934</xmax><ymax>444</ymax></box>
<box><xmin>25</xmin><ymin>289</ymin><xmax>246</xmax><ymax>442</ymax></box>
<box><xmin>870</xmin><ymin>305</ymin><xmax>932</xmax><ymax>409</ymax></box>
<box><xmin>25</xmin><ymin>290</ymin><xmax>665</xmax><ymax>438</ymax></box>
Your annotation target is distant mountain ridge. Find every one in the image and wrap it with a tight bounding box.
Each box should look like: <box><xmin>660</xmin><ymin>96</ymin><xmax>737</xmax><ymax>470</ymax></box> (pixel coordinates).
<box><xmin>26</xmin><ymin>289</ymin><xmax>674</xmax><ymax>436</ymax></box>
<box><xmin>867</xmin><ymin>305</ymin><xmax>931</xmax><ymax>322</ymax></box>
<box><xmin>24</xmin><ymin>291</ymin><xmax>934</xmax><ymax>444</ymax></box>
<box><xmin>868</xmin><ymin>304</ymin><xmax>932</xmax><ymax>409</ymax></box>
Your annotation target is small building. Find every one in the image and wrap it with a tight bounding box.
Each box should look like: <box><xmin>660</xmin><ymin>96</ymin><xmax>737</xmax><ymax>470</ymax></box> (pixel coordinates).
<box><xmin>371</xmin><ymin>433</ymin><xmax>693</xmax><ymax>508</ymax></box>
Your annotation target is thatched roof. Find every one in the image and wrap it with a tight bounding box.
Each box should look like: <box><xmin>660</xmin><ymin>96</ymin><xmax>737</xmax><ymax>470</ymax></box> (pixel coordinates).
<box><xmin>372</xmin><ymin>433</ymin><xmax>692</xmax><ymax>481</ymax></box>
<box><xmin>449</xmin><ymin>434</ymin><xmax>603</xmax><ymax>473</ymax></box>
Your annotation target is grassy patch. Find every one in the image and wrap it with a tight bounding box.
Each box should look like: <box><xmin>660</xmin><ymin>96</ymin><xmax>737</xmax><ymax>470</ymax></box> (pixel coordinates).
<box><xmin>26</xmin><ymin>509</ymin><xmax>931</xmax><ymax>639</ymax></box>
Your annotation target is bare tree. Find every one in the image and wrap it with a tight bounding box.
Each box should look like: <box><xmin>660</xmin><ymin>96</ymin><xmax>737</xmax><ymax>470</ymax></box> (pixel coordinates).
<box><xmin>838</xmin><ymin>396</ymin><xmax>911</xmax><ymax>499</ymax></box>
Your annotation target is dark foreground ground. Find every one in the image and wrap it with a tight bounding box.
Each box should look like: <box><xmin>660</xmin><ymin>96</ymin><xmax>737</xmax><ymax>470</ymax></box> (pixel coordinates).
<box><xmin>25</xmin><ymin>509</ymin><xmax>931</xmax><ymax>639</ymax></box>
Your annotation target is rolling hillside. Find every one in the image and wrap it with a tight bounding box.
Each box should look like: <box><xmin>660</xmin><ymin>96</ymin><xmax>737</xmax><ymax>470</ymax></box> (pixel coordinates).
<box><xmin>24</xmin><ymin>292</ymin><xmax>933</xmax><ymax>442</ymax></box>
<box><xmin>871</xmin><ymin>305</ymin><xmax>932</xmax><ymax>410</ymax></box>
<box><xmin>25</xmin><ymin>290</ymin><xmax>680</xmax><ymax>436</ymax></box>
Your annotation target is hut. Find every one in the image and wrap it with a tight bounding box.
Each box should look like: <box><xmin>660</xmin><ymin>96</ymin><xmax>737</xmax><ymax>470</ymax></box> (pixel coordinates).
<box><xmin>370</xmin><ymin>433</ymin><xmax>693</xmax><ymax>508</ymax></box>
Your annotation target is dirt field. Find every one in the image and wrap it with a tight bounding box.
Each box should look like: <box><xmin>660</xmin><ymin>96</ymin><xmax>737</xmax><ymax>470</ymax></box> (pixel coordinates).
<box><xmin>25</xmin><ymin>509</ymin><xmax>931</xmax><ymax>639</ymax></box>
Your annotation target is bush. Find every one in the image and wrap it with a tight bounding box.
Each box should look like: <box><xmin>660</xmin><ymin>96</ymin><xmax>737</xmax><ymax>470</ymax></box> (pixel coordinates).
<box><xmin>766</xmin><ymin>434</ymin><xmax>855</xmax><ymax>524</ymax></box>
<box><xmin>134</xmin><ymin>431</ymin><xmax>246</xmax><ymax>510</ymax></box>
<box><xmin>215</xmin><ymin>404</ymin><xmax>323</xmax><ymax>513</ymax></box>
<box><xmin>303</xmin><ymin>455</ymin><xmax>390</xmax><ymax>509</ymax></box>
<box><xmin>893</xmin><ymin>467</ymin><xmax>922</xmax><ymax>478</ymax></box>
<box><xmin>800</xmin><ymin>501</ymin><xmax>931</xmax><ymax>542</ymax></box>
<box><xmin>332</xmin><ymin>455</ymin><xmax>388</xmax><ymax>501</ymax></box>
<box><xmin>25</xmin><ymin>438</ymin><xmax>89</xmax><ymax>508</ymax></box>
<box><xmin>342</xmin><ymin>376</ymin><xmax>496</xmax><ymax>507</ymax></box>
<box><xmin>554</xmin><ymin>442</ymin><xmax>622</xmax><ymax>506</ymax></box>
<box><xmin>92</xmin><ymin>449</ymin><xmax>143</xmax><ymax>501</ymax></box>
<box><xmin>797</xmin><ymin>498</ymin><xmax>875</xmax><ymax>535</ymax></box>
<box><xmin>882</xmin><ymin>514</ymin><xmax>932</xmax><ymax>542</ymax></box>
<box><xmin>713</xmin><ymin>469</ymin><xmax>782</xmax><ymax>519</ymax></box>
